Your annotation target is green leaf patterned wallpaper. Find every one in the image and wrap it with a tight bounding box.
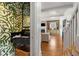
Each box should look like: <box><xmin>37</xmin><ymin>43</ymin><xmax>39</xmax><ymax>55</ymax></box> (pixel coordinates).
<box><xmin>0</xmin><ymin>2</ymin><xmax>30</xmax><ymax>56</ymax></box>
<box><xmin>0</xmin><ymin>2</ymin><xmax>15</xmax><ymax>56</ymax></box>
<box><xmin>5</xmin><ymin>2</ymin><xmax>23</xmax><ymax>32</ymax></box>
<box><xmin>23</xmin><ymin>3</ymin><xmax>30</xmax><ymax>28</ymax></box>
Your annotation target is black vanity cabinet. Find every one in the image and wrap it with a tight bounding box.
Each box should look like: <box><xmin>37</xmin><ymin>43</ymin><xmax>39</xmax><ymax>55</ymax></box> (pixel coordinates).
<box><xmin>11</xmin><ymin>31</ymin><xmax>30</xmax><ymax>52</ymax></box>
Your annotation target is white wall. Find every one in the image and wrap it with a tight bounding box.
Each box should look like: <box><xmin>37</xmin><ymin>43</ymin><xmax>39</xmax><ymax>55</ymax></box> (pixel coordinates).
<box><xmin>64</xmin><ymin>8</ymin><xmax>74</xmax><ymax>21</ymax></box>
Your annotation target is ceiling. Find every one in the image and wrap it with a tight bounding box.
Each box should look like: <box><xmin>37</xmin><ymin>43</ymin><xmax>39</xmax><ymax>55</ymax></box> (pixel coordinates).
<box><xmin>41</xmin><ymin>2</ymin><xmax>74</xmax><ymax>19</ymax></box>
<box><xmin>41</xmin><ymin>2</ymin><xmax>73</xmax><ymax>11</ymax></box>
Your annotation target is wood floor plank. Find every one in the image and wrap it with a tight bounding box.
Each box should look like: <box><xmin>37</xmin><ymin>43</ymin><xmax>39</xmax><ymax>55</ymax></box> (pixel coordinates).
<box><xmin>16</xmin><ymin>48</ymin><xmax>30</xmax><ymax>56</ymax></box>
<box><xmin>41</xmin><ymin>34</ymin><xmax>64</xmax><ymax>56</ymax></box>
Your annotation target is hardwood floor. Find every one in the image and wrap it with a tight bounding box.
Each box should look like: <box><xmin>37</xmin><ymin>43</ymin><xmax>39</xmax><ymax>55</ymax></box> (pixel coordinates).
<box><xmin>41</xmin><ymin>34</ymin><xmax>64</xmax><ymax>56</ymax></box>
<box><xmin>15</xmin><ymin>34</ymin><xmax>63</xmax><ymax>56</ymax></box>
<box><xmin>16</xmin><ymin>48</ymin><xmax>30</xmax><ymax>56</ymax></box>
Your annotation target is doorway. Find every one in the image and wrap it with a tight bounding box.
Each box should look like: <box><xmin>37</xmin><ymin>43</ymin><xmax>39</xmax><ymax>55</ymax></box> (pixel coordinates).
<box><xmin>41</xmin><ymin>20</ymin><xmax>63</xmax><ymax>56</ymax></box>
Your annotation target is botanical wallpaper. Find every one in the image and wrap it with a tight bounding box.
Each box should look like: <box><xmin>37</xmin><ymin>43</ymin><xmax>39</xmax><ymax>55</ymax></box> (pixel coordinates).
<box><xmin>23</xmin><ymin>3</ymin><xmax>30</xmax><ymax>28</ymax></box>
<box><xmin>0</xmin><ymin>3</ymin><xmax>15</xmax><ymax>56</ymax></box>
<box><xmin>5</xmin><ymin>2</ymin><xmax>23</xmax><ymax>32</ymax></box>
<box><xmin>0</xmin><ymin>2</ymin><xmax>30</xmax><ymax>56</ymax></box>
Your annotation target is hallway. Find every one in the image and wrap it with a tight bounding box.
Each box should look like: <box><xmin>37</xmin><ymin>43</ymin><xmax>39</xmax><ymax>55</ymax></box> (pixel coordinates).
<box><xmin>41</xmin><ymin>34</ymin><xmax>63</xmax><ymax>56</ymax></box>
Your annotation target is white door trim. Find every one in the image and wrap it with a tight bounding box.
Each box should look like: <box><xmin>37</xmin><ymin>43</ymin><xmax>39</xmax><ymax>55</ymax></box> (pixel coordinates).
<box><xmin>30</xmin><ymin>2</ymin><xmax>41</xmax><ymax>56</ymax></box>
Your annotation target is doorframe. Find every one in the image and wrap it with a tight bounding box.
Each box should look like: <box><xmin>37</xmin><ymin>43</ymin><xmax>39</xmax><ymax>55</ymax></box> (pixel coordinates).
<box><xmin>30</xmin><ymin>2</ymin><xmax>41</xmax><ymax>56</ymax></box>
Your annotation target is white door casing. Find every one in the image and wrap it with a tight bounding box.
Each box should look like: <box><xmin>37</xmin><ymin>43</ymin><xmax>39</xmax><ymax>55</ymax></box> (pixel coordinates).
<box><xmin>30</xmin><ymin>2</ymin><xmax>41</xmax><ymax>56</ymax></box>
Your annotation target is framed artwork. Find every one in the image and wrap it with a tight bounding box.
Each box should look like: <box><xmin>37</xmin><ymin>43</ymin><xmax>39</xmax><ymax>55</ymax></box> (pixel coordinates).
<box><xmin>47</xmin><ymin>20</ymin><xmax>59</xmax><ymax>32</ymax></box>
